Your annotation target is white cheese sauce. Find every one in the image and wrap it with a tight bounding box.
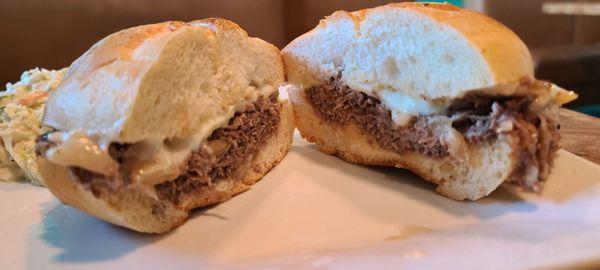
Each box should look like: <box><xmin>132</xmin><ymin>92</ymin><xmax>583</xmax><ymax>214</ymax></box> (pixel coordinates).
<box><xmin>376</xmin><ymin>89</ymin><xmax>446</xmax><ymax>126</ymax></box>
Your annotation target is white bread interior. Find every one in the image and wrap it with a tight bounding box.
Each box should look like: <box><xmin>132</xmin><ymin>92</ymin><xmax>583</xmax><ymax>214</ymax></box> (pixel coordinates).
<box><xmin>37</xmin><ymin>19</ymin><xmax>294</xmax><ymax>233</ymax></box>
<box><xmin>282</xmin><ymin>2</ymin><xmax>533</xmax><ymax>100</ymax></box>
<box><xmin>38</xmin><ymin>100</ymin><xmax>294</xmax><ymax>234</ymax></box>
<box><xmin>282</xmin><ymin>3</ymin><xmax>539</xmax><ymax>200</ymax></box>
<box><xmin>43</xmin><ymin>19</ymin><xmax>284</xmax><ymax>143</ymax></box>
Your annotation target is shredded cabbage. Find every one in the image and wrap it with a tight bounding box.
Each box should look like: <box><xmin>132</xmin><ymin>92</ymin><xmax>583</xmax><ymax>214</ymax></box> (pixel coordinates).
<box><xmin>0</xmin><ymin>68</ymin><xmax>66</xmax><ymax>185</ymax></box>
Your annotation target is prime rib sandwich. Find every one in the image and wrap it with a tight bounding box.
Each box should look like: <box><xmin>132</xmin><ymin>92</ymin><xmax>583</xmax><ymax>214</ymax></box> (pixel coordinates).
<box><xmin>35</xmin><ymin>19</ymin><xmax>294</xmax><ymax>233</ymax></box>
<box><xmin>282</xmin><ymin>3</ymin><xmax>576</xmax><ymax>200</ymax></box>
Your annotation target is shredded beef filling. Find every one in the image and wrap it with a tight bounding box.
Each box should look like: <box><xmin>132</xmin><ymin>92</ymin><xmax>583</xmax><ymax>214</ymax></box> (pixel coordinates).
<box><xmin>155</xmin><ymin>94</ymin><xmax>281</xmax><ymax>203</ymax></box>
<box><xmin>36</xmin><ymin>94</ymin><xmax>281</xmax><ymax>203</ymax></box>
<box><xmin>306</xmin><ymin>77</ymin><xmax>448</xmax><ymax>157</ymax></box>
<box><xmin>447</xmin><ymin>91</ymin><xmax>560</xmax><ymax>189</ymax></box>
<box><xmin>305</xmin><ymin>76</ymin><xmax>560</xmax><ymax>190</ymax></box>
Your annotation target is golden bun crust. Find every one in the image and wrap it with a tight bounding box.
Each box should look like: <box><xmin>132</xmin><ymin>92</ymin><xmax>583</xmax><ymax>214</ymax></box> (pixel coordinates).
<box><xmin>282</xmin><ymin>2</ymin><xmax>533</xmax><ymax>99</ymax></box>
<box><xmin>38</xmin><ymin>100</ymin><xmax>295</xmax><ymax>233</ymax></box>
<box><xmin>44</xmin><ymin>19</ymin><xmax>284</xmax><ymax>143</ymax></box>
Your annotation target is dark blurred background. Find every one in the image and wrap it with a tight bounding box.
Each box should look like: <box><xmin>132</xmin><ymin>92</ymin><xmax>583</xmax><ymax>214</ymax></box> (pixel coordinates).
<box><xmin>2</xmin><ymin>0</ymin><xmax>600</xmax><ymax>115</ymax></box>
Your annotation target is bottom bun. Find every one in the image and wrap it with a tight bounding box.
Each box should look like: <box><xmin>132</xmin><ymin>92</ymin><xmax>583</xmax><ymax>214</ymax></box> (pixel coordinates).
<box><xmin>289</xmin><ymin>87</ymin><xmax>519</xmax><ymax>201</ymax></box>
<box><xmin>37</xmin><ymin>100</ymin><xmax>295</xmax><ymax>233</ymax></box>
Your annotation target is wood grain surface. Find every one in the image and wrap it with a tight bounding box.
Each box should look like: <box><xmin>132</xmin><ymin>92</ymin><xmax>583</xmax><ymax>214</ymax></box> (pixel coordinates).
<box><xmin>559</xmin><ymin>109</ymin><xmax>600</xmax><ymax>164</ymax></box>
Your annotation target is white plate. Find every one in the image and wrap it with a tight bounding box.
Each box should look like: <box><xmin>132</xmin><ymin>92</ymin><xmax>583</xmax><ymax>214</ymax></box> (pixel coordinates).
<box><xmin>1</xmin><ymin>133</ymin><xmax>600</xmax><ymax>270</ymax></box>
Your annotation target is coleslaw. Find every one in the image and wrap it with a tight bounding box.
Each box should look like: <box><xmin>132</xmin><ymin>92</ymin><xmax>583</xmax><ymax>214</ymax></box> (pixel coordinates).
<box><xmin>0</xmin><ymin>68</ymin><xmax>66</xmax><ymax>185</ymax></box>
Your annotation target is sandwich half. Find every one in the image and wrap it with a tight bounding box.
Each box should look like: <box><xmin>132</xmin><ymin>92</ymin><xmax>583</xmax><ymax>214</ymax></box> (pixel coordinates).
<box><xmin>282</xmin><ymin>3</ymin><xmax>576</xmax><ymax>200</ymax></box>
<box><xmin>35</xmin><ymin>19</ymin><xmax>294</xmax><ymax>233</ymax></box>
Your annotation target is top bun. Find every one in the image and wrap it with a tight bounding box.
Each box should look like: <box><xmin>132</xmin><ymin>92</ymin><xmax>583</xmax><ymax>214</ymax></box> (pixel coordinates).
<box><xmin>43</xmin><ymin>19</ymin><xmax>283</xmax><ymax>143</ymax></box>
<box><xmin>282</xmin><ymin>2</ymin><xmax>533</xmax><ymax>100</ymax></box>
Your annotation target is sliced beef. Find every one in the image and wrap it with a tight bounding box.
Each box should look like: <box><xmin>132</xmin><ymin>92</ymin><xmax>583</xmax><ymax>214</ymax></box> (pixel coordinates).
<box><xmin>446</xmin><ymin>91</ymin><xmax>560</xmax><ymax>190</ymax></box>
<box><xmin>448</xmin><ymin>91</ymin><xmax>534</xmax><ymax>142</ymax></box>
<box><xmin>155</xmin><ymin>94</ymin><xmax>281</xmax><ymax>203</ymax></box>
<box><xmin>305</xmin><ymin>76</ymin><xmax>560</xmax><ymax>190</ymax></box>
<box><xmin>306</xmin><ymin>76</ymin><xmax>448</xmax><ymax>157</ymax></box>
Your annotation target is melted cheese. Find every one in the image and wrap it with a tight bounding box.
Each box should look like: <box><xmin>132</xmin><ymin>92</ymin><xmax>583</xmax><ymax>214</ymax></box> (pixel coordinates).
<box><xmin>126</xmin><ymin>136</ymin><xmax>202</xmax><ymax>190</ymax></box>
<box><xmin>440</xmin><ymin>127</ymin><xmax>468</xmax><ymax>161</ymax></box>
<box><xmin>44</xmin><ymin>131</ymin><xmax>202</xmax><ymax>199</ymax></box>
<box><xmin>46</xmin><ymin>130</ymin><xmax>118</xmax><ymax>175</ymax></box>
<box><xmin>377</xmin><ymin>89</ymin><xmax>446</xmax><ymax>126</ymax></box>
